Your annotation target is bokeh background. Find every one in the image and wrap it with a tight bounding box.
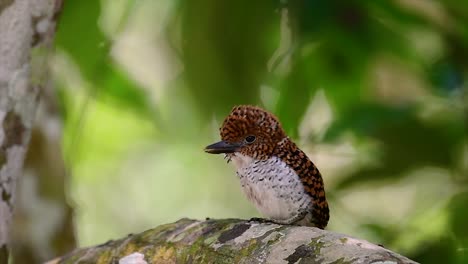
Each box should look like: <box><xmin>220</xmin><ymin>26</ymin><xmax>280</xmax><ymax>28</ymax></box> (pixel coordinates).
<box><xmin>12</xmin><ymin>0</ymin><xmax>468</xmax><ymax>263</ymax></box>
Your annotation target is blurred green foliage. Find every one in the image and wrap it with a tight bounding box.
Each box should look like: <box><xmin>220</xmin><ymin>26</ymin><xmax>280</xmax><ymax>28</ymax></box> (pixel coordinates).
<box><xmin>56</xmin><ymin>0</ymin><xmax>153</xmax><ymax>116</ymax></box>
<box><xmin>52</xmin><ymin>0</ymin><xmax>467</xmax><ymax>263</ymax></box>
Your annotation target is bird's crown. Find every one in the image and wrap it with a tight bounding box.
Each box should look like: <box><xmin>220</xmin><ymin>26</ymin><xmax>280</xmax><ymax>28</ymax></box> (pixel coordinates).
<box><xmin>218</xmin><ymin>105</ymin><xmax>287</xmax><ymax>159</ymax></box>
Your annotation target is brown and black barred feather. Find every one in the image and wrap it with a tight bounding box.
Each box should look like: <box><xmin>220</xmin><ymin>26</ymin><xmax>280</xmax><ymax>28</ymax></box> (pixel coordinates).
<box><xmin>273</xmin><ymin>139</ymin><xmax>330</xmax><ymax>229</ymax></box>
<box><xmin>218</xmin><ymin>105</ymin><xmax>329</xmax><ymax>228</ymax></box>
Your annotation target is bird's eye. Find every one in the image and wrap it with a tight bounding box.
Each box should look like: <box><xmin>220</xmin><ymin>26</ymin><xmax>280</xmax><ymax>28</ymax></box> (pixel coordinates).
<box><xmin>245</xmin><ymin>135</ymin><xmax>256</xmax><ymax>144</ymax></box>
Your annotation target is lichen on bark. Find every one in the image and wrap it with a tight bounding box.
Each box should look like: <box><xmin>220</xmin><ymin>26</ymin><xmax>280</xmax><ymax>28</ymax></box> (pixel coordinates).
<box><xmin>50</xmin><ymin>218</ymin><xmax>418</xmax><ymax>264</ymax></box>
<box><xmin>0</xmin><ymin>0</ymin><xmax>62</xmax><ymax>263</ymax></box>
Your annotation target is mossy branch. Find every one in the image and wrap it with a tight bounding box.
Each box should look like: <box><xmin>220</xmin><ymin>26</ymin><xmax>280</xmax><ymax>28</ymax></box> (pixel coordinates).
<box><xmin>48</xmin><ymin>218</ymin><xmax>418</xmax><ymax>264</ymax></box>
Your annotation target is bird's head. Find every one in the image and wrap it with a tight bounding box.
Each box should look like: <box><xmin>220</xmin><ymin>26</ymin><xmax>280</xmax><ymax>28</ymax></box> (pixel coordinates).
<box><xmin>205</xmin><ymin>105</ymin><xmax>287</xmax><ymax>160</ymax></box>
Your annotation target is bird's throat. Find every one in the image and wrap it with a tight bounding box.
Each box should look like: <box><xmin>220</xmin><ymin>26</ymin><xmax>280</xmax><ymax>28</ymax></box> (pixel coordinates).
<box><xmin>227</xmin><ymin>153</ymin><xmax>254</xmax><ymax>171</ymax></box>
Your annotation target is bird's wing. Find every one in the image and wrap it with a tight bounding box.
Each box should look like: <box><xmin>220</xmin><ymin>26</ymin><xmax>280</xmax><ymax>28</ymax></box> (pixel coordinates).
<box><xmin>274</xmin><ymin>139</ymin><xmax>330</xmax><ymax>229</ymax></box>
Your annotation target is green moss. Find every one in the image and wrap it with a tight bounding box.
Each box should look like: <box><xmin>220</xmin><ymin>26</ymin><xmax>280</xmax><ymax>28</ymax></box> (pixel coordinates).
<box><xmin>264</xmin><ymin>231</ymin><xmax>283</xmax><ymax>246</ymax></box>
<box><xmin>308</xmin><ymin>235</ymin><xmax>326</xmax><ymax>255</ymax></box>
<box><xmin>239</xmin><ymin>239</ymin><xmax>258</xmax><ymax>257</ymax></box>
<box><xmin>177</xmin><ymin>232</ymin><xmax>235</xmax><ymax>264</ymax></box>
<box><xmin>59</xmin><ymin>249</ymin><xmax>93</xmax><ymax>264</ymax></box>
<box><xmin>208</xmin><ymin>244</ymin><xmax>235</xmax><ymax>263</ymax></box>
<box><xmin>148</xmin><ymin>246</ymin><xmax>176</xmax><ymax>263</ymax></box>
<box><xmin>340</xmin><ymin>237</ymin><xmax>348</xmax><ymax>244</ymax></box>
<box><xmin>204</xmin><ymin>235</ymin><xmax>218</xmax><ymax>245</ymax></box>
<box><xmin>95</xmin><ymin>250</ymin><xmax>113</xmax><ymax>264</ymax></box>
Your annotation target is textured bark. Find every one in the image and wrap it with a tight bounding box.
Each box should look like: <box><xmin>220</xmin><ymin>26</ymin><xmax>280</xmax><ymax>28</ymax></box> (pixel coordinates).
<box><xmin>0</xmin><ymin>0</ymin><xmax>62</xmax><ymax>263</ymax></box>
<box><xmin>50</xmin><ymin>218</ymin><xmax>418</xmax><ymax>264</ymax></box>
<box><xmin>12</xmin><ymin>84</ymin><xmax>76</xmax><ymax>262</ymax></box>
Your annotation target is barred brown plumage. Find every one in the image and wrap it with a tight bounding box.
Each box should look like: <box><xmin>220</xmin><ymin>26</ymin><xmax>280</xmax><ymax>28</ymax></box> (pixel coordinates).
<box><xmin>205</xmin><ymin>105</ymin><xmax>330</xmax><ymax>229</ymax></box>
<box><xmin>274</xmin><ymin>138</ymin><xmax>329</xmax><ymax>229</ymax></box>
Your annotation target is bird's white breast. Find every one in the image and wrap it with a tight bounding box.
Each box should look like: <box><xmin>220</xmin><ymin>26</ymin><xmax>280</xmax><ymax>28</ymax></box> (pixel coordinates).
<box><xmin>229</xmin><ymin>153</ymin><xmax>310</xmax><ymax>220</ymax></box>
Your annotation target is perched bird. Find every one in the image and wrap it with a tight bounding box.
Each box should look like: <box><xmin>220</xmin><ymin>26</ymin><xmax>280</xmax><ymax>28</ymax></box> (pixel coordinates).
<box><xmin>205</xmin><ymin>105</ymin><xmax>329</xmax><ymax>228</ymax></box>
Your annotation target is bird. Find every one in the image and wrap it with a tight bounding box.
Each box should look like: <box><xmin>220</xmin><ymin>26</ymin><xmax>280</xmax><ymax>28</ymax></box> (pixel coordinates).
<box><xmin>204</xmin><ymin>105</ymin><xmax>329</xmax><ymax>229</ymax></box>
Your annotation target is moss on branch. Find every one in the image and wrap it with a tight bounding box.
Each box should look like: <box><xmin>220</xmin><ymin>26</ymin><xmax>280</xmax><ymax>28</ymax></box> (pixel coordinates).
<box><xmin>48</xmin><ymin>218</ymin><xmax>418</xmax><ymax>264</ymax></box>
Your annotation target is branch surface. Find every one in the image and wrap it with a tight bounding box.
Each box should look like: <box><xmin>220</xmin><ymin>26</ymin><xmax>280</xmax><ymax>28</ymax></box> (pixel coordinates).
<box><xmin>49</xmin><ymin>218</ymin><xmax>418</xmax><ymax>264</ymax></box>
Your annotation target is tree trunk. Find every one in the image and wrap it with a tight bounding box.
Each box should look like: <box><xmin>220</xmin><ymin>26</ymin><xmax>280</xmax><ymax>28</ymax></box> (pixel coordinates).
<box><xmin>49</xmin><ymin>218</ymin><xmax>418</xmax><ymax>264</ymax></box>
<box><xmin>12</xmin><ymin>83</ymin><xmax>76</xmax><ymax>263</ymax></box>
<box><xmin>0</xmin><ymin>0</ymin><xmax>62</xmax><ymax>263</ymax></box>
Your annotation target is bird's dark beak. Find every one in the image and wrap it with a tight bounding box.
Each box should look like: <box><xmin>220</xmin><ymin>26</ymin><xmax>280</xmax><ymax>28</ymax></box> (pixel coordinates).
<box><xmin>204</xmin><ymin>140</ymin><xmax>242</xmax><ymax>154</ymax></box>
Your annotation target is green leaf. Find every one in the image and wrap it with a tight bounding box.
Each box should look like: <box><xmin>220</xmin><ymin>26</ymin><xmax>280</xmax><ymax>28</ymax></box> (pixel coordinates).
<box><xmin>178</xmin><ymin>0</ymin><xmax>280</xmax><ymax>117</ymax></box>
<box><xmin>55</xmin><ymin>1</ymin><xmax>109</xmax><ymax>80</ymax></box>
<box><xmin>99</xmin><ymin>64</ymin><xmax>154</xmax><ymax>117</ymax></box>
<box><xmin>326</xmin><ymin>104</ymin><xmax>465</xmax><ymax>189</ymax></box>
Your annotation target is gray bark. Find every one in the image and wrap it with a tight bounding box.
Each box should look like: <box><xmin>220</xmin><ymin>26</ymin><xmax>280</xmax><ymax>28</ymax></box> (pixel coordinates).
<box><xmin>0</xmin><ymin>0</ymin><xmax>62</xmax><ymax>262</ymax></box>
<box><xmin>49</xmin><ymin>218</ymin><xmax>418</xmax><ymax>264</ymax></box>
<box><xmin>12</xmin><ymin>82</ymin><xmax>76</xmax><ymax>263</ymax></box>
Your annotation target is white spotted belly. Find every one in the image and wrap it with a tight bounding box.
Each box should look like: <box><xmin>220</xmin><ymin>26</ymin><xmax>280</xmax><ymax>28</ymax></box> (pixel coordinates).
<box><xmin>229</xmin><ymin>154</ymin><xmax>311</xmax><ymax>220</ymax></box>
